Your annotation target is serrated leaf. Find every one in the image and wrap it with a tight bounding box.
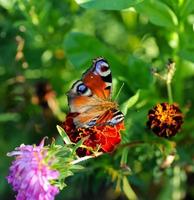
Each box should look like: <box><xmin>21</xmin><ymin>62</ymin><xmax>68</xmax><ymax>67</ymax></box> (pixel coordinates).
<box><xmin>62</xmin><ymin>170</ymin><xmax>74</xmax><ymax>178</ymax></box>
<box><xmin>135</xmin><ymin>0</ymin><xmax>178</xmax><ymax>28</ymax></box>
<box><xmin>122</xmin><ymin>176</ymin><xmax>137</xmax><ymax>200</ymax></box>
<box><xmin>121</xmin><ymin>90</ymin><xmax>140</xmax><ymax>115</ymax></box>
<box><xmin>56</xmin><ymin>125</ymin><xmax>73</xmax><ymax>145</ymax></box>
<box><xmin>70</xmin><ymin>164</ymin><xmax>84</xmax><ymax>170</ymax></box>
<box><xmin>75</xmin><ymin>0</ymin><xmax>143</xmax><ymax>10</ymax></box>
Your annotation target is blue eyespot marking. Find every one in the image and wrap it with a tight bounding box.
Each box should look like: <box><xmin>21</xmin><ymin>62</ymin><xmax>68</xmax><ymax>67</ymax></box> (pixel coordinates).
<box><xmin>77</xmin><ymin>84</ymin><xmax>87</xmax><ymax>93</ymax></box>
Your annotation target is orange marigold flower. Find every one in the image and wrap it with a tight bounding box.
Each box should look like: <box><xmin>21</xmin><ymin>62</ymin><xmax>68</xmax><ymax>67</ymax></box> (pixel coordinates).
<box><xmin>147</xmin><ymin>102</ymin><xmax>183</xmax><ymax>138</ymax></box>
<box><xmin>62</xmin><ymin>113</ymin><xmax>124</xmax><ymax>156</ymax></box>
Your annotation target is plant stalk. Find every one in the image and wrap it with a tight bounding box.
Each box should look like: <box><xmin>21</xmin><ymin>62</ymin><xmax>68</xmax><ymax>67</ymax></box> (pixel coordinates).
<box><xmin>167</xmin><ymin>82</ymin><xmax>173</xmax><ymax>104</ymax></box>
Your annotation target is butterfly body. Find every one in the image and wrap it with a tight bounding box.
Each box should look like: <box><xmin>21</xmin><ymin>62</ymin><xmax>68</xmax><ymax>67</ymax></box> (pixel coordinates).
<box><xmin>67</xmin><ymin>57</ymin><xmax>124</xmax><ymax>129</ymax></box>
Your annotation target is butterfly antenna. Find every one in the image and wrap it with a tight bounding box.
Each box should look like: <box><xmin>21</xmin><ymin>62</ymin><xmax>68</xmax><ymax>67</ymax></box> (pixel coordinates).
<box><xmin>114</xmin><ymin>82</ymin><xmax>124</xmax><ymax>101</ymax></box>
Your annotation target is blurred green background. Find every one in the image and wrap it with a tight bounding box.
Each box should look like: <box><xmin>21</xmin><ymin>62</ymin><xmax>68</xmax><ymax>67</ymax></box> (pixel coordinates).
<box><xmin>1</xmin><ymin>0</ymin><xmax>194</xmax><ymax>199</ymax></box>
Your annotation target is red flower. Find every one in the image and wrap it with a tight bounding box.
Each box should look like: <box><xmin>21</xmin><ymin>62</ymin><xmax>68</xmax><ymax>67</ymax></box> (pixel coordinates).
<box><xmin>147</xmin><ymin>102</ymin><xmax>183</xmax><ymax>138</ymax></box>
<box><xmin>62</xmin><ymin>113</ymin><xmax>124</xmax><ymax>156</ymax></box>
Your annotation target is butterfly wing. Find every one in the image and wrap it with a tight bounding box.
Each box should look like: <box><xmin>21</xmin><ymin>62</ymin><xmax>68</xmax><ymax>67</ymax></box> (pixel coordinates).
<box><xmin>67</xmin><ymin>57</ymin><xmax>122</xmax><ymax>128</ymax></box>
<box><xmin>90</xmin><ymin>109</ymin><xmax>124</xmax><ymax>127</ymax></box>
<box><xmin>82</xmin><ymin>57</ymin><xmax>112</xmax><ymax>99</ymax></box>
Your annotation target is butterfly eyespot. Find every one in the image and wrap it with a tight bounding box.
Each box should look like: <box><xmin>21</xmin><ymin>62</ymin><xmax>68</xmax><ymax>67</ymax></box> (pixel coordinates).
<box><xmin>67</xmin><ymin>57</ymin><xmax>124</xmax><ymax>132</ymax></box>
<box><xmin>101</xmin><ymin>65</ymin><xmax>109</xmax><ymax>72</ymax></box>
<box><xmin>77</xmin><ymin>84</ymin><xmax>87</xmax><ymax>94</ymax></box>
<box><xmin>75</xmin><ymin>82</ymin><xmax>92</xmax><ymax>96</ymax></box>
<box><xmin>95</xmin><ymin>60</ymin><xmax>111</xmax><ymax>77</ymax></box>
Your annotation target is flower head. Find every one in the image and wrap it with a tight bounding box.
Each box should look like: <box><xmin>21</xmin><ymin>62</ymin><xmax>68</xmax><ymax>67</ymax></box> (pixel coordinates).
<box><xmin>147</xmin><ymin>102</ymin><xmax>183</xmax><ymax>138</ymax></box>
<box><xmin>7</xmin><ymin>139</ymin><xmax>59</xmax><ymax>200</ymax></box>
<box><xmin>63</xmin><ymin>113</ymin><xmax>124</xmax><ymax>156</ymax></box>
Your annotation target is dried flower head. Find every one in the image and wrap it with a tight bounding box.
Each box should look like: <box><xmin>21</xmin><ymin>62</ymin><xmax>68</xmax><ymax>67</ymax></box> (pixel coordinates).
<box><xmin>62</xmin><ymin>113</ymin><xmax>124</xmax><ymax>156</ymax></box>
<box><xmin>7</xmin><ymin>139</ymin><xmax>59</xmax><ymax>200</ymax></box>
<box><xmin>147</xmin><ymin>102</ymin><xmax>183</xmax><ymax>138</ymax></box>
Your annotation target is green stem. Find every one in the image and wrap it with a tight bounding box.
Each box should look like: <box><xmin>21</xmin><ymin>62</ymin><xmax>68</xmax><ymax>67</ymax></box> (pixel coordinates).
<box><xmin>167</xmin><ymin>82</ymin><xmax>173</xmax><ymax>104</ymax></box>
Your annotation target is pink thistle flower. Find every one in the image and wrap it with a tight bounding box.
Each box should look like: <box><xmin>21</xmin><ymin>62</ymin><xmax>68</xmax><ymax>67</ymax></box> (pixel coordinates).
<box><xmin>7</xmin><ymin>139</ymin><xmax>59</xmax><ymax>200</ymax></box>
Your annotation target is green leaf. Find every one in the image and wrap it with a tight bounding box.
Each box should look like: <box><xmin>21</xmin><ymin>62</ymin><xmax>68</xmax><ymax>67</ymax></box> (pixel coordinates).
<box><xmin>120</xmin><ymin>148</ymin><xmax>129</xmax><ymax>166</ymax></box>
<box><xmin>126</xmin><ymin>56</ymin><xmax>153</xmax><ymax>91</ymax></box>
<box><xmin>135</xmin><ymin>0</ymin><xmax>178</xmax><ymax>28</ymax></box>
<box><xmin>0</xmin><ymin>113</ymin><xmax>20</xmax><ymax>122</ymax></box>
<box><xmin>71</xmin><ymin>136</ymin><xmax>89</xmax><ymax>155</ymax></box>
<box><xmin>153</xmin><ymin>138</ymin><xmax>176</xmax><ymax>156</ymax></box>
<box><xmin>75</xmin><ymin>0</ymin><xmax>143</xmax><ymax>10</ymax></box>
<box><xmin>121</xmin><ymin>90</ymin><xmax>140</xmax><ymax>115</ymax></box>
<box><xmin>64</xmin><ymin>32</ymin><xmax>125</xmax><ymax>76</ymax></box>
<box><xmin>56</xmin><ymin>125</ymin><xmax>73</xmax><ymax>145</ymax></box>
<box><xmin>70</xmin><ymin>164</ymin><xmax>84</xmax><ymax>170</ymax></box>
<box><xmin>180</xmin><ymin>0</ymin><xmax>194</xmax><ymax>17</ymax></box>
<box><xmin>0</xmin><ymin>0</ymin><xmax>15</xmax><ymax>10</ymax></box>
<box><xmin>122</xmin><ymin>176</ymin><xmax>138</xmax><ymax>200</ymax></box>
<box><xmin>61</xmin><ymin>170</ymin><xmax>74</xmax><ymax>178</ymax></box>
<box><xmin>179</xmin><ymin>48</ymin><xmax>194</xmax><ymax>63</ymax></box>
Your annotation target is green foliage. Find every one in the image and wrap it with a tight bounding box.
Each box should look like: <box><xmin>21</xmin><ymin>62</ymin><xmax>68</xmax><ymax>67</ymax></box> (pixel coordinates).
<box><xmin>75</xmin><ymin>0</ymin><xmax>142</xmax><ymax>10</ymax></box>
<box><xmin>48</xmin><ymin>141</ymin><xmax>83</xmax><ymax>189</ymax></box>
<box><xmin>121</xmin><ymin>89</ymin><xmax>140</xmax><ymax>115</ymax></box>
<box><xmin>64</xmin><ymin>32</ymin><xmax>124</xmax><ymax>74</ymax></box>
<box><xmin>57</xmin><ymin>125</ymin><xmax>73</xmax><ymax>145</ymax></box>
<box><xmin>135</xmin><ymin>0</ymin><xmax>178</xmax><ymax>28</ymax></box>
<box><xmin>1</xmin><ymin>0</ymin><xmax>194</xmax><ymax>199</ymax></box>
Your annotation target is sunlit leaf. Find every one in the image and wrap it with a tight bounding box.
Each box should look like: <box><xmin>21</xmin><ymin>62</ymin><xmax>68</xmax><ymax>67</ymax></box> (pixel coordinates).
<box><xmin>121</xmin><ymin>90</ymin><xmax>140</xmax><ymax>115</ymax></box>
<box><xmin>0</xmin><ymin>0</ymin><xmax>15</xmax><ymax>10</ymax></box>
<box><xmin>122</xmin><ymin>176</ymin><xmax>137</xmax><ymax>200</ymax></box>
<box><xmin>120</xmin><ymin>148</ymin><xmax>129</xmax><ymax>167</ymax></box>
<box><xmin>75</xmin><ymin>0</ymin><xmax>143</xmax><ymax>10</ymax></box>
<box><xmin>135</xmin><ymin>0</ymin><xmax>178</xmax><ymax>28</ymax></box>
<box><xmin>56</xmin><ymin>125</ymin><xmax>73</xmax><ymax>145</ymax></box>
<box><xmin>180</xmin><ymin>0</ymin><xmax>194</xmax><ymax>17</ymax></box>
<box><xmin>70</xmin><ymin>164</ymin><xmax>84</xmax><ymax>170</ymax></box>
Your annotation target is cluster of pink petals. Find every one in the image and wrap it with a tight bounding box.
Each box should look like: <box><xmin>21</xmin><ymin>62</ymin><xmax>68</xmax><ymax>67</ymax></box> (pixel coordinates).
<box><xmin>7</xmin><ymin>139</ymin><xmax>59</xmax><ymax>200</ymax></box>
